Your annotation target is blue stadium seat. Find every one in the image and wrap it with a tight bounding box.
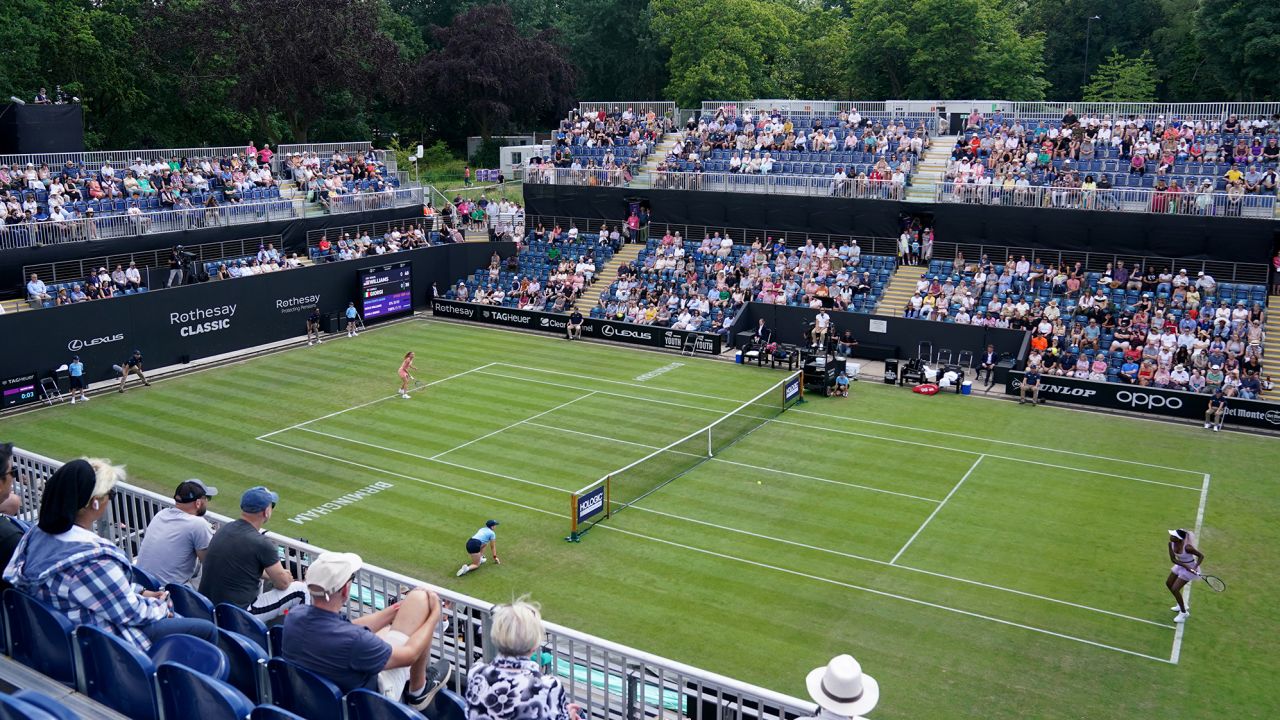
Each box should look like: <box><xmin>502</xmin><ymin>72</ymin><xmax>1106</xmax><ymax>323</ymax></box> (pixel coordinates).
<box><xmin>217</xmin><ymin>630</ymin><xmax>270</xmax><ymax>704</ymax></box>
<box><xmin>0</xmin><ymin>693</ymin><xmax>67</xmax><ymax>720</ymax></box>
<box><xmin>250</xmin><ymin>706</ymin><xmax>306</xmax><ymax>720</ymax></box>
<box><xmin>345</xmin><ymin>688</ymin><xmax>422</xmax><ymax>720</ymax></box>
<box><xmin>148</xmin><ymin>634</ymin><xmax>229</xmax><ymax>681</ymax></box>
<box><xmin>130</xmin><ymin>565</ymin><xmax>163</xmax><ymax>592</ymax></box>
<box><xmin>423</xmin><ymin>689</ymin><xmax>467</xmax><ymax>720</ymax></box>
<box><xmin>216</xmin><ymin>603</ymin><xmax>269</xmax><ymax>653</ymax></box>
<box><xmin>267</xmin><ymin>625</ymin><xmax>284</xmax><ymax>657</ymax></box>
<box><xmin>73</xmin><ymin>625</ymin><xmax>158</xmax><ymax>720</ymax></box>
<box><xmin>267</xmin><ymin>657</ymin><xmax>343</xmax><ymax>719</ymax></box>
<box><xmin>2</xmin><ymin>590</ymin><xmax>77</xmax><ymax>687</ymax></box>
<box><xmin>165</xmin><ymin>583</ymin><xmax>214</xmax><ymax>621</ymax></box>
<box><xmin>9</xmin><ymin>692</ymin><xmax>79</xmax><ymax>720</ymax></box>
<box><xmin>156</xmin><ymin>662</ymin><xmax>255</xmax><ymax>720</ymax></box>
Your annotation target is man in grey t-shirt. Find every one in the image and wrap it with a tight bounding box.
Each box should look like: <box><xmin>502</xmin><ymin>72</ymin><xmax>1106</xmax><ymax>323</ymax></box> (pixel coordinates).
<box><xmin>135</xmin><ymin>479</ymin><xmax>217</xmax><ymax>587</ymax></box>
<box><xmin>198</xmin><ymin>486</ymin><xmax>309</xmax><ymax>621</ymax></box>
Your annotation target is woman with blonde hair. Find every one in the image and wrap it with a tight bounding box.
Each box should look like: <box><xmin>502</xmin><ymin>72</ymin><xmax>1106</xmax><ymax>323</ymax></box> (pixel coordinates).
<box><xmin>465</xmin><ymin>596</ymin><xmax>581</xmax><ymax>720</ymax></box>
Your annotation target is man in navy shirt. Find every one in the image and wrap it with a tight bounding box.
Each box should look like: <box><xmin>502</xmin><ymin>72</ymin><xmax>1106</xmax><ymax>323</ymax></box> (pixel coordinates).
<box><xmin>283</xmin><ymin>552</ymin><xmax>450</xmax><ymax>709</ymax></box>
<box><xmin>1204</xmin><ymin>389</ymin><xmax>1227</xmax><ymax>432</ymax></box>
<box><xmin>118</xmin><ymin>350</ymin><xmax>150</xmax><ymax>393</ymax></box>
<box><xmin>1118</xmin><ymin>358</ymin><xmax>1140</xmax><ymax>384</ymax></box>
<box><xmin>1019</xmin><ymin>366</ymin><xmax>1043</xmax><ymax>405</ymax></box>
<box><xmin>567</xmin><ymin>309</ymin><xmax>584</xmax><ymax>340</ymax></box>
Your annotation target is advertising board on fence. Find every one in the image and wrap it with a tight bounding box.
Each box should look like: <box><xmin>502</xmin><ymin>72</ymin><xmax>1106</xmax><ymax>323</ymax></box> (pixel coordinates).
<box><xmin>1006</xmin><ymin>371</ymin><xmax>1280</xmax><ymax>431</ymax></box>
<box><xmin>431</xmin><ymin>299</ymin><xmax>723</xmax><ymax>355</ymax></box>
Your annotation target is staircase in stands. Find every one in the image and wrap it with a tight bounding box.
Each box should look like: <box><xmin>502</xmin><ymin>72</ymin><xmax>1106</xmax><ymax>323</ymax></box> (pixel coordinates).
<box><xmin>629</xmin><ymin>133</ymin><xmax>682</xmax><ymax>189</ymax></box>
<box><xmin>573</xmin><ymin>244</ymin><xmax>642</xmax><ymax>312</ymax></box>
<box><xmin>905</xmin><ymin>135</ymin><xmax>956</xmax><ymax>203</ymax></box>
<box><xmin>875</xmin><ymin>263</ymin><xmax>924</xmax><ymax>317</ymax></box>
<box><xmin>1261</xmin><ymin>294</ymin><xmax>1280</xmax><ymax>401</ymax></box>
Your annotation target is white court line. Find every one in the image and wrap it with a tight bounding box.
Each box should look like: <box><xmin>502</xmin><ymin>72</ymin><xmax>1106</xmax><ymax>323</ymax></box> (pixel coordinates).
<box><xmin>1170</xmin><ymin>472</ymin><xmax>1213</xmax><ymax>664</ymax></box>
<box><xmin>256</xmin><ymin>362</ymin><xmax>497</xmax><ymax>440</ymax></box>
<box><xmin>522</xmin><ymin>421</ymin><xmax>943</xmax><ymax>504</ymax></box>
<box><xmin>429</xmin><ymin>391</ymin><xmax>597</xmax><ymax>460</ymax></box>
<box><xmin>257</xmin><ymin>435</ymin><xmax>1175</xmax><ymax>663</ymax></box>
<box><xmin>490</xmin><ymin>361</ymin><xmax>1210</xmax><ymax>476</ymax></box>
<box><xmin>769</xmin><ymin>419</ymin><xmax>1202</xmax><ymax>492</ymax></box>
<box><xmin>293</xmin><ymin>426</ymin><xmax>572</xmax><ymax>496</ymax></box>
<box><xmin>289</xmin><ymin>420</ymin><xmax>1170</xmax><ymax>630</ymax></box>
<box><xmin>476</xmin><ymin>371</ymin><xmax>723</xmax><ymax>414</ymax></box>
<box><xmin>789</xmin><ymin>408</ymin><xmax>1205</xmax><ymax>476</ymax></box>
<box><xmin>890</xmin><ymin>455</ymin><xmax>985</xmax><ymax>565</ymax></box>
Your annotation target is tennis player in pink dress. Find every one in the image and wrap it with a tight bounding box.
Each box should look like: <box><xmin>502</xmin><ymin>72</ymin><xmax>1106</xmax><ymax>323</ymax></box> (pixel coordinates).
<box><xmin>397</xmin><ymin>352</ymin><xmax>419</xmax><ymax>399</ymax></box>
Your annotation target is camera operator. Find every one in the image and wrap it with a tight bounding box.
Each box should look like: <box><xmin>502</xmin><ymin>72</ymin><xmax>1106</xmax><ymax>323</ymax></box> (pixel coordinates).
<box><xmin>166</xmin><ymin>247</ymin><xmax>184</xmax><ymax>287</ymax></box>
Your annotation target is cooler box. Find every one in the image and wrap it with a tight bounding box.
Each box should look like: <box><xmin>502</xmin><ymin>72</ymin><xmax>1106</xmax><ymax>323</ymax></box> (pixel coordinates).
<box><xmin>960</xmin><ymin>381</ymin><xmax>972</xmax><ymax>395</ymax></box>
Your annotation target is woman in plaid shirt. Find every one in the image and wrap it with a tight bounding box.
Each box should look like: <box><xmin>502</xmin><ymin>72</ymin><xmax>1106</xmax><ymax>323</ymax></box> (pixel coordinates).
<box><xmin>3</xmin><ymin>458</ymin><xmax>216</xmax><ymax>650</ymax></box>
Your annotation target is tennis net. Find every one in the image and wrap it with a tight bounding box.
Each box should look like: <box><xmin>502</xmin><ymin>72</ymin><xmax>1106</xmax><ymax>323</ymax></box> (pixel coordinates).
<box><xmin>568</xmin><ymin>371</ymin><xmax>803</xmax><ymax>541</ymax></box>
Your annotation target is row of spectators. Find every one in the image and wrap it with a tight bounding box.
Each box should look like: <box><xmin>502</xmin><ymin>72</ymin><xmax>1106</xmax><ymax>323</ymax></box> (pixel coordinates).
<box><xmin>25</xmin><ymin>266</ymin><xmax>144</xmax><ymax>307</ymax></box>
<box><xmin>0</xmin><ymin>447</ymin><xmax>877</xmax><ymax>720</ymax></box>
<box><xmin>903</xmin><ymin>255</ymin><xmax>1269</xmax><ymax>398</ymax></box>
<box><xmin>315</xmin><ymin>222</ymin><xmax>444</xmax><ymax>262</ymax></box>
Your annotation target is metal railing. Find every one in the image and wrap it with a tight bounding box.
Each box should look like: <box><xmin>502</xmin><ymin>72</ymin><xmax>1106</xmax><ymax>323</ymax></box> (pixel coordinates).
<box><xmin>306</xmin><ymin>217</ymin><xmax>443</xmax><ymax>249</ymax></box>
<box><xmin>23</xmin><ymin>234</ymin><xmax>282</xmax><ymax>286</ymax></box>
<box><xmin>527</xmin><ymin>214</ymin><xmax>902</xmax><ymax>259</ymax></box>
<box><xmin>9</xmin><ymin>447</ymin><xmax>814</xmax><ymax>720</ymax></box>
<box><xmin>526</xmin><ymin>167</ymin><xmax>909</xmax><ymax>201</ymax></box>
<box><xmin>933</xmin><ymin>181</ymin><xmax>1276</xmax><ymax>219</ymax></box>
<box><xmin>577</xmin><ymin>102</ymin><xmax>676</xmax><ymax>120</ymax></box>
<box><xmin>324</xmin><ymin>186</ymin><xmax>423</xmax><ymax>214</ymax></box>
<box><xmin>699</xmin><ymin>100</ymin><xmax>1280</xmax><ymax>125</ymax></box>
<box><xmin>929</xmin><ymin>243</ymin><xmax>1271</xmax><ymax>286</ymax></box>
<box><xmin>0</xmin><ymin>145</ymin><xmax>254</xmax><ymax>172</ymax></box>
<box><xmin>0</xmin><ymin>199</ymin><xmax>301</xmax><ymax>250</ymax></box>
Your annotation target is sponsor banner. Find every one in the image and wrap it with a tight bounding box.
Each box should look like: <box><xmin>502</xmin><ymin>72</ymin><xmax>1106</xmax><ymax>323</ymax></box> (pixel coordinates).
<box><xmin>577</xmin><ymin>485</ymin><xmax>606</xmax><ymax>525</ymax></box>
<box><xmin>784</xmin><ymin>376</ymin><xmax>802</xmax><ymax>404</ymax></box>
<box><xmin>431</xmin><ymin>299</ymin><xmax>722</xmax><ymax>356</ymax></box>
<box><xmin>1006</xmin><ymin>371</ymin><xmax>1280</xmax><ymax>431</ymax></box>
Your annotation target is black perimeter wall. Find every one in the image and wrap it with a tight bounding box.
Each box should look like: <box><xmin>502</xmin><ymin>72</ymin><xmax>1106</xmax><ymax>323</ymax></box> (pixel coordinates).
<box><xmin>0</xmin><ymin>241</ymin><xmax>511</xmax><ymax>387</ymax></box>
<box><xmin>1</xmin><ymin>206</ymin><xmax>425</xmax><ymax>295</ymax></box>
<box><xmin>525</xmin><ymin>185</ymin><xmax>1277</xmax><ymax>264</ymax></box>
<box><xmin>0</xmin><ymin>104</ymin><xmax>84</xmax><ymax>154</ymax></box>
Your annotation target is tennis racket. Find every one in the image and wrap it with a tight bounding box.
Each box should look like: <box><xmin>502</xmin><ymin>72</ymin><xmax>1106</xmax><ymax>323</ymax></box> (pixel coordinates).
<box><xmin>1197</xmin><ymin>571</ymin><xmax>1226</xmax><ymax>592</ymax></box>
<box><xmin>411</xmin><ymin>376</ymin><xmax>425</xmax><ymax>390</ymax></box>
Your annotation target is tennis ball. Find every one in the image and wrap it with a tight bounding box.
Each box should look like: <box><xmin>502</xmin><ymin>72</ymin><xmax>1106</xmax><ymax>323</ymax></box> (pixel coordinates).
<box><xmin>757</xmin><ymin>481</ymin><xmax>762</xmax><ymax>485</ymax></box>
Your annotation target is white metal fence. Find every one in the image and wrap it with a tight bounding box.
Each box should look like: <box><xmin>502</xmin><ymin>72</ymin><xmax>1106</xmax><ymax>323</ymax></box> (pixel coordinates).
<box><xmin>0</xmin><ymin>188</ymin><xmax>423</xmax><ymax>251</ymax></box>
<box><xmin>577</xmin><ymin>102</ymin><xmax>676</xmax><ymax>120</ymax></box>
<box><xmin>0</xmin><ymin>145</ymin><xmax>253</xmax><ymax>173</ymax></box>
<box><xmin>526</xmin><ymin>167</ymin><xmax>907</xmax><ymax>200</ymax></box>
<box><xmin>933</xmin><ymin>181</ymin><xmax>1276</xmax><ymax>219</ymax></box>
<box><xmin>8</xmin><ymin>447</ymin><xmax>815</xmax><ymax>720</ymax></box>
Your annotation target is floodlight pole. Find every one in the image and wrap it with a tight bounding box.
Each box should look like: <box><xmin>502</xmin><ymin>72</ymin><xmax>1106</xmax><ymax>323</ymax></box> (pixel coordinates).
<box><xmin>1082</xmin><ymin>16</ymin><xmax>1101</xmax><ymax>94</ymax></box>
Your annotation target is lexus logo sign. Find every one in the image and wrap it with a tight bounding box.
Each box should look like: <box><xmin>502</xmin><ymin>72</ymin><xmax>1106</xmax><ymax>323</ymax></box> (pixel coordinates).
<box><xmin>67</xmin><ymin>333</ymin><xmax>125</xmax><ymax>352</ymax></box>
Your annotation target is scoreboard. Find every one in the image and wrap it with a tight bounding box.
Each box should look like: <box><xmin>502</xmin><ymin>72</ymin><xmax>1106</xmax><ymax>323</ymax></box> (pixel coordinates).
<box><xmin>2</xmin><ymin>371</ymin><xmax>39</xmax><ymax>408</ymax></box>
<box><xmin>359</xmin><ymin>263</ymin><xmax>413</xmax><ymax>321</ymax></box>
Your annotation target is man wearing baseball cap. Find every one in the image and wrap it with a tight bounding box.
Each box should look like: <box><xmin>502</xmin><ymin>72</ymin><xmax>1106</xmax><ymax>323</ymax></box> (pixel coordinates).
<box><xmin>198</xmin><ymin>486</ymin><xmax>309</xmax><ymax>620</ymax></box>
<box><xmin>282</xmin><ymin>552</ymin><xmax>451</xmax><ymax>710</ymax></box>
<box><xmin>134</xmin><ymin>479</ymin><xmax>218</xmax><ymax>587</ymax></box>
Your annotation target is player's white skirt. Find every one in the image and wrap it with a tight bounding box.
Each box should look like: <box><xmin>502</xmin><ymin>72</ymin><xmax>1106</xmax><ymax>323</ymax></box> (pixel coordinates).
<box><xmin>1171</xmin><ymin>564</ymin><xmax>1199</xmax><ymax>583</ymax></box>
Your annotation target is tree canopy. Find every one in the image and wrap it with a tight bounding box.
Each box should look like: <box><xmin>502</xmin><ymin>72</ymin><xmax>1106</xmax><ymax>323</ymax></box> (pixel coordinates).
<box><xmin>1</xmin><ymin>0</ymin><xmax>1272</xmax><ymax>152</ymax></box>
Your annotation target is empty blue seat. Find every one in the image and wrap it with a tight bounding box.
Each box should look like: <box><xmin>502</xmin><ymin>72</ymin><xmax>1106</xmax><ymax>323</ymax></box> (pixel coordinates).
<box><xmin>423</xmin><ymin>689</ymin><xmax>467</xmax><ymax>720</ymax></box>
<box><xmin>268</xmin><ymin>657</ymin><xmax>344</xmax><ymax>719</ymax></box>
<box><xmin>130</xmin><ymin>565</ymin><xmax>163</xmax><ymax>592</ymax></box>
<box><xmin>0</xmin><ymin>693</ymin><xmax>69</xmax><ymax>720</ymax></box>
<box><xmin>2</xmin><ymin>589</ymin><xmax>77</xmax><ymax>687</ymax></box>
<box><xmin>149</xmin><ymin>634</ymin><xmax>229</xmax><ymax>681</ymax></box>
<box><xmin>250</xmin><ymin>706</ymin><xmax>306</xmax><ymax>720</ymax></box>
<box><xmin>74</xmin><ymin>625</ymin><xmax>158</xmax><ymax>720</ymax></box>
<box><xmin>165</xmin><ymin>583</ymin><xmax>214</xmax><ymax>621</ymax></box>
<box><xmin>216</xmin><ymin>603</ymin><xmax>269</xmax><ymax>653</ymax></box>
<box><xmin>156</xmin><ymin>662</ymin><xmax>255</xmax><ymax>720</ymax></box>
<box><xmin>217</xmin><ymin>630</ymin><xmax>270</xmax><ymax>704</ymax></box>
<box><xmin>345</xmin><ymin>688</ymin><xmax>422</xmax><ymax>720</ymax></box>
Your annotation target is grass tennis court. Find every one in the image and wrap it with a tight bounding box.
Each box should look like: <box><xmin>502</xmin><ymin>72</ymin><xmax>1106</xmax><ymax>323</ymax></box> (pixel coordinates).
<box><xmin>3</xmin><ymin>318</ymin><xmax>1277</xmax><ymax>718</ymax></box>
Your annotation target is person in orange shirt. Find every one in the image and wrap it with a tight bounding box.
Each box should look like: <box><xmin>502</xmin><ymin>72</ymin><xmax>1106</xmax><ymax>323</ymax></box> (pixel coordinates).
<box><xmin>1029</xmin><ymin>332</ymin><xmax>1049</xmax><ymax>353</ymax></box>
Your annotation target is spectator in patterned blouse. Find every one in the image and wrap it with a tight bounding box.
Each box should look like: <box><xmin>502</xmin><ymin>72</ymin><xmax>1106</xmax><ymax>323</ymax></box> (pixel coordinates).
<box><xmin>1</xmin><ymin>458</ymin><xmax>217</xmax><ymax>651</ymax></box>
<box><xmin>466</xmin><ymin>596</ymin><xmax>582</xmax><ymax>720</ymax></box>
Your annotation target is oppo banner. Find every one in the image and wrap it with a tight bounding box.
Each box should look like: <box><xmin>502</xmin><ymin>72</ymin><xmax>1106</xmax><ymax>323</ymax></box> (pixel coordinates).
<box><xmin>431</xmin><ymin>298</ymin><xmax>723</xmax><ymax>355</ymax></box>
<box><xmin>1006</xmin><ymin>371</ymin><xmax>1280</xmax><ymax>431</ymax></box>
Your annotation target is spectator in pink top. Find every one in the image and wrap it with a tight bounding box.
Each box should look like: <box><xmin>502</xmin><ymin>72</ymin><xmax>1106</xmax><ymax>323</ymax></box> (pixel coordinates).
<box><xmin>258</xmin><ymin>144</ymin><xmax>274</xmax><ymax>167</ymax></box>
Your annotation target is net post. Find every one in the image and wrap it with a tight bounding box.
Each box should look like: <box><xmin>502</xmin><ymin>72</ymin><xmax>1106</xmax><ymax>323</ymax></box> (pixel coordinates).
<box><xmin>707</xmin><ymin>426</ymin><xmax>713</xmax><ymax>458</ymax></box>
<box><xmin>604</xmin><ymin>476</ymin><xmax>612</xmax><ymax>519</ymax></box>
<box><xmin>567</xmin><ymin>492</ymin><xmax>579</xmax><ymax>543</ymax></box>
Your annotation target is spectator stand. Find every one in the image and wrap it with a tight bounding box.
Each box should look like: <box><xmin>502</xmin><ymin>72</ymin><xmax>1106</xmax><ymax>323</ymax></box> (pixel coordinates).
<box><xmin>444</xmin><ymin>228</ymin><xmax>616</xmax><ymax>315</ymax></box>
<box><xmin>7</xmin><ymin>446</ymin><xmax>817</xmax><ymax>720</ymax></box>
<box><xmin>306</xmin><ymin>219</ymin><xmax>447</xmax><ymax>264</ymax></box>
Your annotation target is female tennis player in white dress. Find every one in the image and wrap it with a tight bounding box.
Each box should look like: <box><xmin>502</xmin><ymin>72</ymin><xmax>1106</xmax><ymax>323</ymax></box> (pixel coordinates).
<box><xmin>1166</xmin><ymin>528</ymin><xmax>1204</xmax><ymax>623</ymax></box>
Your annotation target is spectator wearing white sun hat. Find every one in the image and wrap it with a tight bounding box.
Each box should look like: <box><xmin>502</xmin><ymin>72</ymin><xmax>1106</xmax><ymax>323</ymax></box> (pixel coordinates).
<box><xmin>799</xmin><ymin>654</ymin><xmax>879</xmax><ymax>719</ymax></box>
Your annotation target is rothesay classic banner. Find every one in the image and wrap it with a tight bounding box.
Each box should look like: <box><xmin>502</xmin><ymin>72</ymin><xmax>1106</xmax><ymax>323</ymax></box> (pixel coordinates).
<box><xmin>431</xmin><ymin>298</ymin><xmax>722</xmax><ymax>355</ymax></box>
<box><xmin>1006</xmin><ymin>371</ymin><xmax>1280</xmax><ymax>431</ymax></box>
